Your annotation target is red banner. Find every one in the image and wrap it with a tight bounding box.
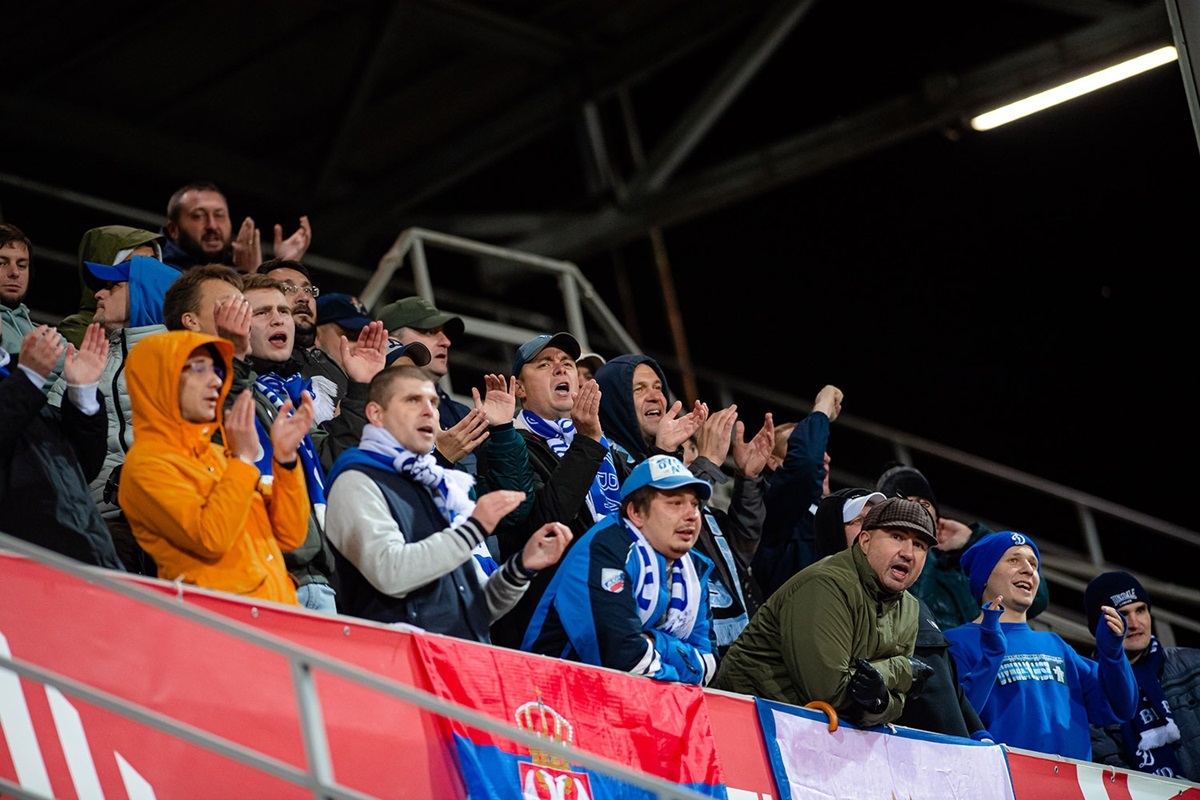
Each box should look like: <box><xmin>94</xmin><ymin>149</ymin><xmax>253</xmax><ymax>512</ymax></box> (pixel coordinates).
<box><xmin>1007</xmin><ymin>751</ymin><xmax>1200</xmax><ymax>800</ymax></box>
<box><xmin>413</xmin><ymin>632</ymin><xmax>726</xmax><ymax>798</ymax></box>
<box><xmin>3</xmin><ymin>552</ymin><xmax>1199</xmax><ymax>800</ymax></box>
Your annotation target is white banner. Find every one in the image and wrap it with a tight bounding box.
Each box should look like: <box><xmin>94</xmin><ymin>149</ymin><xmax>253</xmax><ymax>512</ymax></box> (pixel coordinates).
<box><xmin>757</xmin><ymin>699</ymin><xmax>1016</xmax><ymax>800</ymax></box>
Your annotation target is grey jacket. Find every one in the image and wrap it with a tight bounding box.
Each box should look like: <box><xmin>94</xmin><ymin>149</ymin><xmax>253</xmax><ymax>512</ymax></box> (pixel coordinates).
<box><xmin>1090</xmin><ymin>645</ymin><xmax>1200</xmax><ymax>780</ymax></box>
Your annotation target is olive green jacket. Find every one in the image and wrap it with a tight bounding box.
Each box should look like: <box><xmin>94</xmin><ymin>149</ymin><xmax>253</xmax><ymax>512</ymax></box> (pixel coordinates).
<box><xmin>713</xmin><ymin>544</ymin><xmax>919</xmax><ymax>726</ymax></box>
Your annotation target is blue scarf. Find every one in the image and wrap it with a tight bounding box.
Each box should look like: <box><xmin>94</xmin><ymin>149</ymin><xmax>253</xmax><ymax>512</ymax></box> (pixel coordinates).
<box><xmin>1122</xmin><ymin>635</ymin><xmax>1185</xmax><ymax>779</ymax></box>
<box><xmin>254</xmin><ymin>372</ymin><xmax>327</xmax><ymax>522</ymax></box>
<box><xmin>518</xmin><ymin>410</ymin><xmax>621</xmax><ymax>521</ymax></box>
<box><xmin>0</xmin><ymin>349</ymin><xmax>9</xmax><ymax>379</ymax></box>
<box><xmin>358</xmin><ymin>424</ymin><xmax>497</xmax><ymax>577</ymax></box>
<box><xmin>625</xmin><ymin>518</ymin><xmax>701</xmax><ymax>640</ymax></box>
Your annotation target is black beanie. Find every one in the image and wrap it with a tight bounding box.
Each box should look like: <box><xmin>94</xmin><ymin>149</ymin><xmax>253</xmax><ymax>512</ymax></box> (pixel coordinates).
<box><xmin>814</xmin><ymin>488</ymin><xmax>875</xmax><ymax>560</ymax></box>
<box><xmin>1084</xmin><ymin>571</ymin><xmax>1150</xmax><ymax>635</ymax></box>
<box><xmin>876</xmin><ymin>463</ymin><xmax>937</xmax><ymax>517</ymax></box>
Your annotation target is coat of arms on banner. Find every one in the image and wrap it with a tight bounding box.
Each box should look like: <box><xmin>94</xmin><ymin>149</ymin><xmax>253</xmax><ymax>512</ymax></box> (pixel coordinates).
<box><xmin>515</xmin><ymin>691</ymin><xmax>594</xmax><ymax>800</ymax></box>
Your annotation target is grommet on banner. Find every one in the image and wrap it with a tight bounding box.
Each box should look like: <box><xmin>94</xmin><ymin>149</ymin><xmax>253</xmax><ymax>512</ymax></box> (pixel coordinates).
<box><xmin>803</xmin><ymin>700</ymin><xmax>839</xmax><ymax>733</ymax></box>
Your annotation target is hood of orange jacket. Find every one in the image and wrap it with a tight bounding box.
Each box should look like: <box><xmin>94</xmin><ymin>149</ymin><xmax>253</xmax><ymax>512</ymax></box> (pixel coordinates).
<box><xmin>126</xmin><ymin>330</ymin><xmax>234</xmax><ymax>454</ymax></box>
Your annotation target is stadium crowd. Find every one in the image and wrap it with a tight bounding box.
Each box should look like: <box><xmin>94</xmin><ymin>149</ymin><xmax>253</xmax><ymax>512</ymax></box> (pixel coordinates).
<box><xmin>1</xmin><ymin>183</ymin><xmax>1197</xmax><ymax>780</ymax></box>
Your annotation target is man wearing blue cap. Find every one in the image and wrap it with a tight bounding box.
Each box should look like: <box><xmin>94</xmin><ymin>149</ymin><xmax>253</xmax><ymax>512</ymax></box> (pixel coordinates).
<box><xmin>482</xmin><ymin>331</ymin><xmax>630</xmax><ymax>649</ymax></box>
<box><xmin>315</xmin><ymin>291</ymin><xmax>431</xmax><ymax>409</ymax></box>
<box><xmin>944</xmin><ymin>531</ymin><xmax>1137</xmax><ymax>760</ymax></box>
<box><xmin>520</xmin><ymin>453</ymin><xmax>718</xmax><ymax>686</ymax></box>
<box><xmin>46</xmin><ymin>252</ymin><xmax>179</xmax><ymax>573</ymax></box>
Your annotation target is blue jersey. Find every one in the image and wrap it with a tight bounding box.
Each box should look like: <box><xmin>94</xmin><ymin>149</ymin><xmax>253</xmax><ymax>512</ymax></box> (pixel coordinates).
<box><xmin>520</xmin><ymin>513</ymin><xmax>717</xmax><ymax>685</ymax></box>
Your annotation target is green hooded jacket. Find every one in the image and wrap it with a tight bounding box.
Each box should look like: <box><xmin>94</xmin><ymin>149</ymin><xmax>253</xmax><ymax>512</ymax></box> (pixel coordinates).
<box><xmin>58</xmin><ymin>226</ymin><xmax>164</xmax><ymax>348</ymax></box>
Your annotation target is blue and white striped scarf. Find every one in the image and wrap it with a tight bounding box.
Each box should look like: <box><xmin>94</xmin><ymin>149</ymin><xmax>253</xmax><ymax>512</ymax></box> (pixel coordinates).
<box><xmin>517</xmin><ymin>410</ymin><xmax>621</xmax><ymax>521</ymax></box>
<box><xmin>625</xmin><ymin>518</ymin><xmax>701</xmax><ymax>639</ymax></box>
<box><xmin>254</xmin><ymin>372</ymin><xmax>327</xmax><ymax>525</ymax></box>
<box><xmin>359</xmin><ymin>424</ymin><xmax>497</xmax><ymax>577</ymax></box>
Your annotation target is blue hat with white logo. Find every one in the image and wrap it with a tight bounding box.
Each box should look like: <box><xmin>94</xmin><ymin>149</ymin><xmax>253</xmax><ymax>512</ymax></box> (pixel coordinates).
<box><xmin>961</xmin><ymin>530</ymin><xmax>1041</xmax><ymax>603</ymax></box>
<box><xmin>620</xmin><ymin>454</ymin><xmax>712</xmax><ymax>502</ymax></box>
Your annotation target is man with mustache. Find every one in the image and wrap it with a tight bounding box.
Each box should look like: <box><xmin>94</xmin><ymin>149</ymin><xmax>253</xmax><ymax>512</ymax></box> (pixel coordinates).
<box><xmin>161</xmin><ymin>181</ymin><xmax>312</xmax><ymax>274</ymax></box>
<box><xmin>713</xmin><ymin>497</ymin><xmax>935</xmax><ymax>726</ymax></box>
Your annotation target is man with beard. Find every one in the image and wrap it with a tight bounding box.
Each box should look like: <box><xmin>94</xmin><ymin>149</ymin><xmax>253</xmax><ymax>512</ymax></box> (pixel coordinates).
<box><xmin>1</xmin><ymin>223</ymin><xmax>67</xmax><ymax>386</ymax></box>
<box><xmin>256</xmin><ymin>259</ymin><xmax>343</xmax><ymax>420</ymax></box>
<box><xmin>713</xmin><ymin>497</ymin><xmax>935</xmax><ymax>727</ymax></box>
<box><xmin>161</xmin><ymin>181</ymin><xmax>312</xmax><ymax>273</ymax></box>
<box><xmin>235</xmin><ymin>274</ymin><xmax>389</xmax><ymax>612</ymax></box>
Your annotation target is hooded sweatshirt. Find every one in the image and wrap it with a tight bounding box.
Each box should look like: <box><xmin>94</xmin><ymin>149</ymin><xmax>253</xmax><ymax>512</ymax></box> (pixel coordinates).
<box><xmin>59</xmin><ymin>226</ymin><xmax>165</xmax><ymax>348</ymax></box>
<box><xmin>119</xmin><ymin>331</ymin><xmax>309</xmax><ymax>604</ymax></box>
<box><xmin>594</xmin><ymin>354</ymin><xmax>673</xmax><ymax>464</ymax></box>
<box><xmin>48</xmin><ymin>256</ymin><xmax>180</xmax><ymax>519</ymax></box>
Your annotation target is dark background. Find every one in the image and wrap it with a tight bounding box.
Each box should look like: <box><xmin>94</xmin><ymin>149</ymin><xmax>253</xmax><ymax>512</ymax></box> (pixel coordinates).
<box><xmin>3</xmin><ymin>1</ymin><xmax>1195</xmax><ymax>574</ymax></box>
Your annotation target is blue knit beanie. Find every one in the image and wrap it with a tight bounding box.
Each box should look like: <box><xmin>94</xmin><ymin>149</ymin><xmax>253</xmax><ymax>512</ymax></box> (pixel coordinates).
<box><xmin>960</xmin><ymin>531</ymin><xmax>1041</xmax><ymax>604</ymax></box>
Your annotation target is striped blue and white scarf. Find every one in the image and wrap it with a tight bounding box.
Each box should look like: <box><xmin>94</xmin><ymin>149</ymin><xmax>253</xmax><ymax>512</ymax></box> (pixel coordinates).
<box><xmin>517</xmin><ymin>410</ymin><xmax>621</xmax><ymax>521</ymax></box>
<box><xmin>254</xmin><ymin>372</ymin><xmax>327</xmax><ymax>525</ymax></box>
<box><xmin>359</xmin><ymin>424</ymin><xmax>497</xmax><ymax>577</ymax></box>
<box><xmin>625</xmin><ymin>518</ymin><xmax>701</xmax><ymax>639</ymax></box>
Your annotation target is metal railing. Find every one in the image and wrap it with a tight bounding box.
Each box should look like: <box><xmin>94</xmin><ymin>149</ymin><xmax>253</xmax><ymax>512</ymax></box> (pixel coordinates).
<box><xmin>5</xmin><ymin>169</ymin><xmax>1197</xmax><ymax>648</ymax></box>
<box><xmin>0</xmin><ymin>533</ymin><xmax>712</xmax><ymax>800</ymax></box>
<box><xmin>356</xmin><ymin>227</ymin><xmax>1200</xmax><ymax>650</ymax></box>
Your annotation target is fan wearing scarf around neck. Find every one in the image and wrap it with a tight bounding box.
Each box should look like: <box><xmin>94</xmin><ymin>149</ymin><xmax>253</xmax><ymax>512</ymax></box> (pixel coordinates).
<box><xmin>481</xmin><ymin>332</ymin><xmax>632</xmax><ymax>649</ymax></box>
<box><xmin>323</xmin><ymin>364</ymin><xmax>572</xmax><ymax>644</ymax></box>
<box><xmin>593</xmin><ymin>352</ymin><xmax>775</xmax><ymax>662</ymax></box>
<box><xmin>240</xmin><ymin>274</ymin><xmax>375</xmax><ymax>615</ymax></box>
<box><xmin>1084</xmin><ymin>571</ymin><xmax>1200</xmax><ymax>780</ymax></box>
<box><xmin>520</xmin><ymin>454</ymin><xmax>719</xmax><ymax>686</ymax></box>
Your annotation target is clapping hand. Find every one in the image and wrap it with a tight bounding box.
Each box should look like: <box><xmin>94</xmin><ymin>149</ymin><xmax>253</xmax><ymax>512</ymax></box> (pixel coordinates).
<box><xmin>273</xmin><ymin>216</ymin><xmax>312</xmax><ymax>262</ymax></box>
<box><xmin>269</xmin><ymin>393</ymin><xmax>316</xmax><ymax>464</ymax></box>
<box><xmin>18</xmin><ymin>325</ymin><xmax>65</xmax><ymax>382</ymax></box>
<box><xmin>341</xmin><ymin>320</ymin><xmax>388</xmax><ymax>383</ymax></box>
<box><xmin>62</xmin><ymin>323</ymin><xmax>107</xmax><ymax>386</ymax></box>
<box><xmin>472</xmin><ymin>374</ymin><xmax>517</xmax><ymax>426</ymax></box>
<box><xmin>732</xmin><ymin>412</ymin><xmax>774</xmax><ymax>478</ymax></box>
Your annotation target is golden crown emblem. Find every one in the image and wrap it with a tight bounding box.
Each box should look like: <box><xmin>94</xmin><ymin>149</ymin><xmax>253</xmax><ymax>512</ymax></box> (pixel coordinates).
<box><xmin>514</xmin><ymin>689</ymin><xmax>575</xmax><ymax>771</ymax></box>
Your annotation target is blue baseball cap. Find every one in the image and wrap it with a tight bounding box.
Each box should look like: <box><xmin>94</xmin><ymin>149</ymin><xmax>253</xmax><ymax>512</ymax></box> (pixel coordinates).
<box><xmin>511</xmin><ymin>332</ymin><xmax>581</xmax><ymax>377</ymax></box>
<box><xmin>385</xmin><ymin>338</ymin><xmax>431</xmax><ymax>367</ymax></box>
<box><xmin>317</xmin><ymin>293</ymin><xmax>373</xmax><ymax>329</ymax></box>
<box><xmin>83</xmin><ymin>255</ymin><xmax>173</xmax><ymax>291</ymax></box>
<box><xmin>620</xmin><ymin>454</ymin><xmax>712</xmax><ymax>502</ymax></box>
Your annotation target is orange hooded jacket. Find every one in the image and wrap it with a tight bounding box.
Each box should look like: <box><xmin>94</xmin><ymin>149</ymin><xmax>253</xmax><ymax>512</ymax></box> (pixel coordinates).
<box><xmin>119</xmin><ymin>330</ymin><xmax>308</xmax><ymax>604</ymax></box>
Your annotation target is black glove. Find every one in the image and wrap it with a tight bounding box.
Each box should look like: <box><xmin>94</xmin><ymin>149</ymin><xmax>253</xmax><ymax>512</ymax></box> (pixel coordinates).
<box><xmin>849</xmin><ymin>658</ymin><xmax>888</xmax><ymax>715</ymax></box>
<box><xmin>907</xmin><ymin>657</ymin><xmax>935</xmax><ymax>701</ymax></box>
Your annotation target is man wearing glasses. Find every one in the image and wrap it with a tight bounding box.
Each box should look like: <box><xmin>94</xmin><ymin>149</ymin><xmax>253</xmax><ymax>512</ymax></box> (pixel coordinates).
<box><xmin>257</xmin><ymin>258</ymin><xmax>347</xmax><ymax>420</ymax></box>
<box><xmin>120</xmin><ymin>330</ymin><xmax>313</xmax><ymax>605</ymax></box>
